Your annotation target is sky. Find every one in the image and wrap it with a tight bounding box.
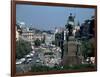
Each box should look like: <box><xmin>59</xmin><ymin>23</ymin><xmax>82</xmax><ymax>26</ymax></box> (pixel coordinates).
<box><xmin>16</xmin><ymin>4</ymin><xmax>95</xmax><ymax>31</ymax></box>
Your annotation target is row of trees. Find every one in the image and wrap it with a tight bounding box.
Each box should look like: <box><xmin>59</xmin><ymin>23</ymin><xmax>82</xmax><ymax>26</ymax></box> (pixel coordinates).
<box><xmin>16</xmin><ymin>38</ymin><xmax>42</xmax><ymax>59</ymax></box>
<box><xmin>78</xmin><ymin>17</ymin><xmax>95</xmax><ymax>60</ymax></box>
<box><xmin>81</xmin><ymin>38</ymin><xmax>95</xmax><ymax>59</ymax></box>
<box><xmin>16</xmin><ymin>40</ymin><xmax>32</xmax><ymax>59</ymax></box>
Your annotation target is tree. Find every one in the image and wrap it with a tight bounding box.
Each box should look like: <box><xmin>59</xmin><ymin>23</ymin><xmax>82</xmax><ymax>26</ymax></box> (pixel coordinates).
<box><xmin>81</xmin><ymin>40</ymin><xmax>93</xmax><ymax>59</ymax></box>
<box><xmin>34</xmin><ymin>39</ymin><xmax>41</xmax><ymax>47</ymax></box>
<box><xmin>16</xmin><ymin>40</ymin><xmax>32</xmax><ymax>59</ymax></box>
<box><xmin>41</xmin><ymin>35</ymin><xmax>45</xmax><ymax>44</ymax></box>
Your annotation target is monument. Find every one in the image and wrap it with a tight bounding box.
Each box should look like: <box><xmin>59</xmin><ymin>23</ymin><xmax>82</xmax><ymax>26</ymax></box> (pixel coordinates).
<box><xmin>62</xmin><ymin>13</ymin><xmax>82</xmax><ymax>66</ymax></box>
<box><xmin>65</xmin><ymin>13</ymin><xmax>75</xmax><ymax>36</ymax></box>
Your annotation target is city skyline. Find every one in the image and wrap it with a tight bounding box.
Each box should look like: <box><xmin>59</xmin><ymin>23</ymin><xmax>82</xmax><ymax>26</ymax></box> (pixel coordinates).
<box><xmin>16</xmin><ymin>4</ymin><xmax>95</xmax><ymax>31</ymax></box>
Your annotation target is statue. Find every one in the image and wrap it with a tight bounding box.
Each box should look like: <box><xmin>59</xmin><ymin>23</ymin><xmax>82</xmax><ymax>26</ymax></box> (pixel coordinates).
<box><xmin>68</xmin><ymin>13</ymin><xmax>75</xmax><ymax>22</ymax></box>
<box><xmin>65</xmin><ymin>13</ymin><xmax>75</xmax><ymax>36</ymax></box>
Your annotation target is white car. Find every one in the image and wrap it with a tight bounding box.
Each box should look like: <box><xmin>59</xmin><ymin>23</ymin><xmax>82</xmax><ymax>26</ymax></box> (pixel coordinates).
<box><xmin>29</xmin><ymin>53</ymin><xmax>34</xmax><ymax>56</ymax></box>
<box><xmin>27</xmin><ymin>58</ymin><xmax>32</xmax><ymax>62</ymax></box>
<box><xmin>16</xmin><ymin>58</ymin><xmax>25</xmax><ymax>64</ymax></box>
<box><xmin>25</xmin><ymin>54</ymin><xmax>31</xmax><ymax>58</ymax></box>
<box><xmin>16</xmin><ymin>61</ymin><xmax>22</xmax><ymax>65</ymax></box>
<box><xmin>32</xmin><ymin>51</ymin><xmax>35</xmax><ymax>54</ymax></box>
<box><xmin>20</xmin><ymin>58</ymin><xmax>25</xmax><ymax>61</ymax></box>
<box><xmin>36</xmin><ymin>59</ymin><xmax>40</xmax><ymax>63</ymax></box>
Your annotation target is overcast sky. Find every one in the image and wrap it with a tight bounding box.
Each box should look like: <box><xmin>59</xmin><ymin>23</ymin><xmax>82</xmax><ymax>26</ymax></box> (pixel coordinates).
<box><xmin>16</xmin><ymin>4</ymin><xmax>95</xmax><ymax>31</ymax></box>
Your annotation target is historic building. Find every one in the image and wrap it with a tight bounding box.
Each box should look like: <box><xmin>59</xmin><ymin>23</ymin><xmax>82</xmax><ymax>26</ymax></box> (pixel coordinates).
<box><xmin>16</xmin><ymin>24</ymin><xmax>22</xmax><ymax>41</ymax></box>
<box><xmin>21</xmin><ymin>31</ymin><xmax>34</xmax><ymax>42</ymax></box>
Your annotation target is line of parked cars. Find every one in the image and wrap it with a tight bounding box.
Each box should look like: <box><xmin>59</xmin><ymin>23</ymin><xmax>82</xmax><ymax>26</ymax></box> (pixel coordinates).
<box><xmin>16</xmin><ymin>51</ymin><xmax>35</xmax><ymax>65</ymax></box>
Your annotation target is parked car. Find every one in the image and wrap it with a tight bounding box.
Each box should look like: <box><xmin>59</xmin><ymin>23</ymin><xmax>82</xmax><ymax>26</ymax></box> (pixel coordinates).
<box><xmin>36</xmin><ymin>59</ymin><xmax>41</xmax><ymax>63</ymax></box>
<box><xmin>23</xmin><ymin>58</ymin><xmax>32</xmax><ymax>64</ymax></box>
<box><xmin>16</xmin><ymin>61</ymin><xmax>22</xmax><ymax>65</ymax></box>
<box><xmin>16</xmin><ymin>58</ymin><xmax>25</xmax><ymax>65</ymax></box>
<box><xmin>29</xmin><ymin>53</ymin><xmax>34</xmax><ymax>56</ymax></box>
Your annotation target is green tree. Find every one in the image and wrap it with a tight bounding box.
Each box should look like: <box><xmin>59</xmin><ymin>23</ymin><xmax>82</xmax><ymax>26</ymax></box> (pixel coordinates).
<box><xmin>16</xmin><ymin>40</ymin><xmax>32</xmax><ymax>59</ymax></box>
<box><xmin>34</xmin><ymin>39</ymin><xmax>41</xmax><ymax>47</ymax></box>
<box><xmin>52</xmin><ymin>41</ymin><xmax>55</xmax><ymax>45</ymax></box>
<box><xmin>81</xmin><ymin>40</ymin><xmax>93</xmax><ymax>59</ymax></box>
